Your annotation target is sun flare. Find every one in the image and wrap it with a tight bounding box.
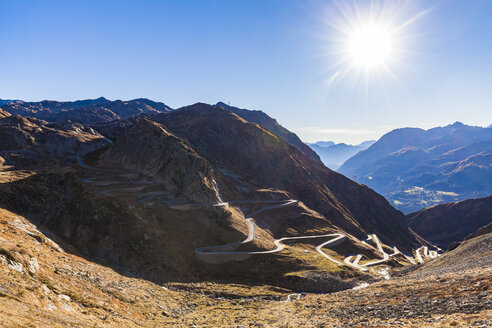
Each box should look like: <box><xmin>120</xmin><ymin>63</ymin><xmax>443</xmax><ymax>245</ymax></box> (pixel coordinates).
<box><xmin>347</xmin><ymin>24</ymin><xmax>393</xmax><ymax>68</ymax></box>
<box><xmin>320</xmin><ymin>1</ymin><xmax>429</xmax><ymax>88</ymax></box>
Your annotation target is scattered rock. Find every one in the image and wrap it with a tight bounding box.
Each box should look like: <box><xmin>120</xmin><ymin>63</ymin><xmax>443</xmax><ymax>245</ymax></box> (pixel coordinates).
<box><xmin>7</xmin><ymin>260</ymin><xmax>23</xmax><ymax>273</ymax></box>
<box><xmin>44</xmin><ymin>304</ymin><xmax>57</xmax><ymax>311</ymax></box>
<box><xmin>28</xmin><ymin>256</ymin><xmax>39</xmax><ymax>274</ymax></box>
<box><xmin>58</xmin><ymin>294</ymin><xmax>71</xmax><ymax>302</ymax></box>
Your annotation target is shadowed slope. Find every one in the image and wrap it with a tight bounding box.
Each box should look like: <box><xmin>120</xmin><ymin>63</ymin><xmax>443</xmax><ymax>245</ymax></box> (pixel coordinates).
<box><xmin>215</xmin><ymin>102</ymin><xmax>321</xmax><ymax>162</ymax></box>
<box><xmin>153</xmin><ymin>103</ymin><xmax>419</xmax><ymax>250</ymax></box>
<box><xmin>406</xmin><ymin>196</ymin><xmax>492</xmax><ymax>249</ymax></box>
<box><xmin>98</xmin><ymin>119</ymin><xmax>220</xmax><ymax>204</ymax></box>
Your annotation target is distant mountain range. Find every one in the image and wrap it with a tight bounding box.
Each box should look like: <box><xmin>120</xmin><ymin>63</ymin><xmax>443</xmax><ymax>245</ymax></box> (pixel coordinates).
<box><xmin>0</xmin><ymin>97</ymin><xmax>172</xmax><ymax>124</ymax></box>
<box><xmin>339</xmin><ymin>122</ymin><xmax>492</xmax><ymax>213</ymax></box>
<box><xmin>0</xmin><ymin>98</ymin><xmax>322</xmax><ymax>163</ymax></box>
<box><xmin>308</xmin><ymin>140</ymin><xmax>375</xmax><ymax>170</ymax></box>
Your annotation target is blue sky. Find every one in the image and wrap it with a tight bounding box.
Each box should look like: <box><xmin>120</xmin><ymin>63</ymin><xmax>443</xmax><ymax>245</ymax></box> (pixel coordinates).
<box><xmin>1</xmin><ymin>0</ymin><xmax>491</xmax><ymax>143</ymax></box>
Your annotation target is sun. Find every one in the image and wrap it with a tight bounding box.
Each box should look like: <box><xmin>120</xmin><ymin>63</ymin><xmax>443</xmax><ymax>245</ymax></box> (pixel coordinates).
<box><xmin>318</xmin><ymin>0</ymin><xmax>429</xmax><ymax>88</ymax></box>
<box><xmin>347</xmin><ymin>23</ymin><xmax>393</xmax><ymax>69</ymax></box>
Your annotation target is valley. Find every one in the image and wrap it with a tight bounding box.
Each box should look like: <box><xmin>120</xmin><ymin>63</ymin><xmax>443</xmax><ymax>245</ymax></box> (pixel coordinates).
<box><xmin>0</xmin><ymin>203</ymin><xmax>489</xmax><ymax>327</ymax></box>
<box><xmin>0</xmin><ymin>98</ymin><xmax>490</xmax><ymax>327</ymax></box>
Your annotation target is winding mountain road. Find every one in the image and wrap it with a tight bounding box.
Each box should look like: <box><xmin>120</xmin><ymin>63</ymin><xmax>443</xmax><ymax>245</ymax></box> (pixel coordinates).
<box><xmin>75</xmin><ymin>156</ymin><xmax>439</xmax><ymax>273</ymax></box>
<box><xmin>195</xmin><ymin>199</ymin><xmax>346</xmax><ymax>267</ymax></box>
<box><xmin>197</xmin><ymin>199</ymin><xmax>440</xmax><ymax>269</ymax></box>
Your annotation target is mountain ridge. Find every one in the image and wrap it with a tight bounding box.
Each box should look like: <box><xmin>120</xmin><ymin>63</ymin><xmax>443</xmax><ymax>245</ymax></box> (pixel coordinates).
<box><xmin>406</xmin><ymin>195</ymin><xmax>492</xmax><ymax>249</ymax></box>
<box><xmin>215</xmin><ymin>101</ymin><xmax>321</xmax><ymax>162</ymax></box>
<box><xmin>339</xmin><ymin>122</ymin><xmax>492</xmax><ymax>213</ymax></box>
<box><xmin>308</xmin><ymin>140</ymin><xmax>375</xmax><ymax>170</ymax></box>
<box><xmin>0</xmin><ymin>97</ymin><xmax>173</xmax><ymax>125</ymax></box>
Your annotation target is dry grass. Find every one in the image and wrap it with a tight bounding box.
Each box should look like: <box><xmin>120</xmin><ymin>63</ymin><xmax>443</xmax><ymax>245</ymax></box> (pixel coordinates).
<box><xmin>0</xmin><ymin>207</ymin><xmax>490</xmax><ymax>327</ymax></box>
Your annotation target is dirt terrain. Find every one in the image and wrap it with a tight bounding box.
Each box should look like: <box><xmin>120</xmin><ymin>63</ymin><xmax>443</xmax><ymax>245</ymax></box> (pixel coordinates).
<box><xmin>0</xmin><ymin>205</ymin><xmax>489</xmax><ymax>327</ymax></box>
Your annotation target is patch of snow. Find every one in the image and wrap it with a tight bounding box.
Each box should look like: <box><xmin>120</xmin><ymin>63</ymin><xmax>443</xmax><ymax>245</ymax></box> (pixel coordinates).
<box><xmin>41</xmin><ymin>284</ymin><xmax>51</xmax><ymax>295</ymax></box>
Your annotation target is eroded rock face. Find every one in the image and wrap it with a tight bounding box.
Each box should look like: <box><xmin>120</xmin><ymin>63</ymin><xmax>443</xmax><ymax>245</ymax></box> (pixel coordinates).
<box><xmin>98</xmin><ymin>119</ymin><xmax>220</xmax><ymax>204</ymax></box>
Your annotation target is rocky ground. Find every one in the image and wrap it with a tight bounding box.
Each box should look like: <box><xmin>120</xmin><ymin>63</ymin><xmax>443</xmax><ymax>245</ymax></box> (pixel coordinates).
<box><xmin>0</xmin><ymin>205</ymin><xmax>490</xmax><ymax>327</ymax></box>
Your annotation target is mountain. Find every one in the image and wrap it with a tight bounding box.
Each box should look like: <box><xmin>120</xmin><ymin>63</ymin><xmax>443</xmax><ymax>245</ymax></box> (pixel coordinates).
<box><xmin>98</xmin><ymin>119</ymin><xmax>220</xmax><ymax>204</ymax></box>
<box><xmin>0</xmin><ymin>97</ymin><xmax>172</xmax><ymax>125</ymax></box>
<box><xmin>308</xmin><ymin>140</ymin><xmax>375</xmax><ymax>170</ymax></box>
<box><xmin>2</xmin><ymin>98</ymin><xmax>490</xmax><ymax>326</ymax></box>
<box><xmin>311</xmin><ymin>141</ymin><xmax>335</xmax><ymax>147</ymax></box>
<box><xmin>53</xmin><ymin>106</ymin><xmax>121</xmax><ymax>124</ymax></box>
<box><xmin>0</xmin><ymin>114</ymin><xmax>110</xmax><ymax>167</ymax></box>
<box><xmin>406</xmin><ymin>196</ymin><xmax>492</xmax><ymax>249</ymax></box>
<box><xmin>0</xmin><ymin>108</ymin><xmax>11</xmax><ymax>118</ymax></box>
<box><xmin>0</xmin><ymin>206</ymin><xmax>488</xmax><ymax>327</ymax></box>
<box><xmin>339</xmin><ymin>122</ymin><xmax>492</xmax><ymax>213</ymax></box>
<box><xmin>0</xmin><ymin>99</ymin><xmax>19</xmax><ymax>106</ymax></box>
<box><xmin>215</xmin><ymin>102</ymin><xmax>321</xmax><ymax>162</ymax></box>
<box><xmin>0</xmin><ymin>101</ymin><xmax>432</xmax><ymax>296</ymax></box>
<box><xmin>151</xmin><ymin>104</ymin><xmax>420</xmax><ymax>247</ymax></box>
<box><xmin>408</xmin><ymin>231</ymin><xmax>492</xmax><ymax>277</ymax></box>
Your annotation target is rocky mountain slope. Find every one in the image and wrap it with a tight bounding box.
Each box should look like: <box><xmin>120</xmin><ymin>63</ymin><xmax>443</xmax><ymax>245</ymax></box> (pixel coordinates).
<box><xmin>215</xmin><ymin>102</ymin><xmax>321</xmax><ymax>162</ymax></box>
<box><xmin>0</xmin><ymin>99</ymin><xmax>490</xmax><ymax>326</ymax></box>
<box><xmin>0</xmin><ymin>97</ymin><xmax>172</xmax><ymax>125</ymax></box>
<box><xmin>0</xmin><ymin>101</ymin><xmax>434</xmax><ymax>292</ymax></box>
<box><xmin>0</xmin><ymin>108</ymin><xmax>11</xmax><ymax>118</ymax></box>
<box><xmin>98</xmin><ymin>119</ymin><xmax>221</xmax><ymax>204</ymax></box>
<box><xmin>0</xmin><ymin>114</ymin><xmax>110</xmax><ymax>167</ymax></box>
<box><xmin>339</xmin><ymin>122</ymin><xmax>492</xmax><ymax>213</ymax></box>
<box><xmin>406</xmin><ymin>196</ymin><xmax>492</xmax><ymax>249</ymax></box>
<box><xmin>465</xmin><ymin>222</ymin><xmax>492</xmax><ymax>241</ymax></box>
<box><xmin>0</xmin><ymin>205</ymin><xmax>488</xmax><ymax>327</ymax></box>
<box><xmin>53</xmin><ymin>106</ymin><xmax>121</xmax><ymax>124</ymax></box>
<box><xmin>308</xmin><ymin>140</ymin><xmax>375</xmax><ymax>170</ymax></box>
<box><xmin>408</xmin><ymin>232</ymin><xmax>492</xmax><ymax>277</ymax></box>
<box><xmin>151</xmin><ymin>103</ymin><xmax>419</xmax><ymax>249</ymax></box>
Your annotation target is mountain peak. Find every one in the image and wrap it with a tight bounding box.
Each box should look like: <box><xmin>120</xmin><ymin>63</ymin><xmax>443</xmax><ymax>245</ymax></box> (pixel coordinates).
<box><xmin>450</xmin><ymin>121</ymin><xmax>465</xmax><ymax>127</ymax></box>
<box><xmin>214</xmin><ymin>102</ymin><xmax>321</xmax><ymax>162</ymax></box>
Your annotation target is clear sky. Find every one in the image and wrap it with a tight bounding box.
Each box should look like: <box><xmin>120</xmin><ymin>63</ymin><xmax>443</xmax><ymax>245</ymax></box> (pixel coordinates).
<box><xmin>1</xmin><ymin>0</ymin><xmax>491</xmax><ymax>143</ymax></box>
